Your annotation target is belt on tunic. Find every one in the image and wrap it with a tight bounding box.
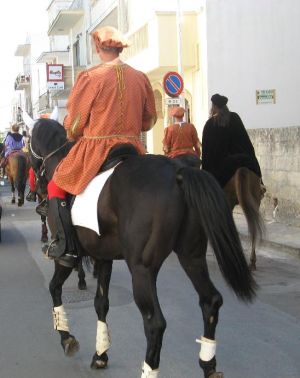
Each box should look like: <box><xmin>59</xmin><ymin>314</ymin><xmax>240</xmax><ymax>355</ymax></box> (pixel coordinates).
<box><xmin>83</xmin><ymin>135</ymin><xmax>139</xmax><ymax>140</ymax></box>
<box><xmin>170</xmin><ymin>147</ymin><xmax>194</xmax><ymax>153</ymax></box>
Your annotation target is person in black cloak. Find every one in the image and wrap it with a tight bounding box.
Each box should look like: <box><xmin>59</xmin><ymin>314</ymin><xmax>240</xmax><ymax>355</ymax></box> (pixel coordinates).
<box><xmin>201</xmin><ymin>93</ymin><xmax>263</xmax><ymax>188</ymax></box>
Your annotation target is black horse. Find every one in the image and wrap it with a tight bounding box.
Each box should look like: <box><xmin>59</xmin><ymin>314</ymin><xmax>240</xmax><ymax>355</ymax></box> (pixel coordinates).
<box><xmin>30</xmin><ymin>118</ymin><xmax>256</xmax><ymax>378</ymax></box>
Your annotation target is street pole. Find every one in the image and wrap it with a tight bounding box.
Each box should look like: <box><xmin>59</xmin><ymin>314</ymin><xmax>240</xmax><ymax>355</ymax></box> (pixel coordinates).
<box><xmin>176</xmin><ymin>0</ymin><xmax>185</xmax><ymax>109</ymax></box>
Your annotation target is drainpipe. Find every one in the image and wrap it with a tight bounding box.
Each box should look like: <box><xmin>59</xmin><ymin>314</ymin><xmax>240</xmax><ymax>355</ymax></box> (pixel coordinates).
<box><xmin>70</xmin><ymin>28</ymin><xmax>75</xmax><ymax>85</ymax></box>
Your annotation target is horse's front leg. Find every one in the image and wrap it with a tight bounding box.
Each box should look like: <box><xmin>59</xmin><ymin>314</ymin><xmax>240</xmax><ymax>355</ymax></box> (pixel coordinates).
<box><xmin>49</xmin><ymin>261</ymin><xmax>80</xmax><ymax>356</ymax></box>
<box><xmin>17</xmin><ymin>192</ymin><xmax>24</xmax><ymax>207</ymax></box>
<box><xmin>177</xmin><ymin>254</ymin><xmax>224</xmax><ymax>378</ymax></box>
<box><xmin>91</xmin><ymin>259</ymin><xmax>113</xmax><ymax>369</ymax></box>
<box><xmin>131</xmin><ymin>265</ymin><xmax>166</xmax><ymax>378</ymax></box>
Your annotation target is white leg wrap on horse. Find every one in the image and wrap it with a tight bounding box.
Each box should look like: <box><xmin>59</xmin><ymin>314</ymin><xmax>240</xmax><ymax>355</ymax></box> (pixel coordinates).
<box><xmin>96</xmin><ymin>320</ymin><xmax>111</xmax><ymax>356</ymax></box>
<box><xmin>196</xmin><ymin>336</ymin><xmax>217</xmax><ymax>361</ymax></box>
<box><xmin>141</xmin><ymin>361</ymin><xmax>159</xmax><ymax>377</ymax></box>
<box><xmin>52</xmin><ymin>305</ymin><xmax>69</xmax><ymax>332</ymax></box>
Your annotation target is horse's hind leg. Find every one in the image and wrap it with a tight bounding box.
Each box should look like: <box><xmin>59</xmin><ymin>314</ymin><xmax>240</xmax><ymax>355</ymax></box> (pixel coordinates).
<box><xmin>49</xmin><ymin>262</ymin><xmax>80</xmax><ymax>356</ymax></box>
<box><xmin>177</xmin><ymin>254</ymin><xmax>224</xmax><ymax>378</ymax></box>
<box><xmin>131</xmin><ymin>265</ymin><xmax>166</xmax><ymax>377</ymax></box>
<box><xmin>91</xmin><ymin>259</ymin><xmax>113</xmax><ymax>370</ymax></box>
<box><xmin>249</xmin><ymin>245</ymin><xmax>257</xmax><ymax>271</ymax></box>
<box><xmin>77</xmin><ymin>259</ymin><xmax>87</xmax><ymax>290</ymax></box>
<box><xmin>10</xmin><ymin>180</ymin><xmax>15</xmax><ymax>204</ymax></box>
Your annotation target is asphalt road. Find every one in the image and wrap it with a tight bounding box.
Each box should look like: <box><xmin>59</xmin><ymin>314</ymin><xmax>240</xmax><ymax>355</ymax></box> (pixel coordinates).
<box><xmin>0</xmin><ymin>182</ymin><xmax>299</xmax><ymax>378</ymax></box>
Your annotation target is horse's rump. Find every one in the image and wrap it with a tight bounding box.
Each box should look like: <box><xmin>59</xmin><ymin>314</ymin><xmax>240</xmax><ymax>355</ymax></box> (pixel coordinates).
<box><xmin>76</xmin><ymin>154</ymin><xmax>184</xmax><ymax>263</ymax></box>
<box><xmin>6</xmin><ymin>151</ymin><xmax>29</xmax><ymax>206</ymax></box>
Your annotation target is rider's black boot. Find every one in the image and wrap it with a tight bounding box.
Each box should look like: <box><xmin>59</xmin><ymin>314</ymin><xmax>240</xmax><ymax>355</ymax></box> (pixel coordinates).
<box><xmin>44</xmin><ymin>198</ymin><xmax>78</xmax><ymax>268</ymax></box>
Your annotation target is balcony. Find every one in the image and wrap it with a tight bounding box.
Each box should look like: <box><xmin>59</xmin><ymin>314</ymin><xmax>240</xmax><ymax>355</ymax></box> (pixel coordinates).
<box><xmin>122</xmin><ymin>12</ymin><xmax>197</xmax><ymax>80</ymax></box>
<box><xmin>14</xmin><ymin>74</ymin><xmax>31</xmax><ymax>91</ymax></box>
<box><xmin>47</xmin><ymin>1</ymin><xmax>73</xmax><ymax>24</ymax></box>
<box><xmin>89</xmin><ymin>0</ymin><xmax>118</xmax><ymax>31</ymax></box>
<box><xmin>48</xmin><ymin>0</ymin><xmax>84</xmax><ymax>36</ymax></box>
<box><xmin>36</xmin><ymin>50</ymin><xmax>69</xmax><ymax>64</ymax></box>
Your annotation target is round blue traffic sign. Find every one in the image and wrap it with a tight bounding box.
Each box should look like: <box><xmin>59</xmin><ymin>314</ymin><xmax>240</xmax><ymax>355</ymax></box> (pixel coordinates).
<box><xmin>163</xmin><ymin>71</ymin><xmax>184</xmax><ymax>98</ymax></box>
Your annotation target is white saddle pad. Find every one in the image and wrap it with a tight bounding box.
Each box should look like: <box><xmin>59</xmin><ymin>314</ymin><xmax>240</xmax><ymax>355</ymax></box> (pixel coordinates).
<box><xmin>71</xmin><ymin>166</ymin><xmax>116</xmax><ymax>235</ymax></box>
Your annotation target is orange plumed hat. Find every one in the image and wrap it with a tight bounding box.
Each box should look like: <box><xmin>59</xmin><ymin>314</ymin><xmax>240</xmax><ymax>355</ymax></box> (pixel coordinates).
<box><xmin>169</xmin><ymin>107</ymin><xmax>185</xmax><ymax>119</ymax></box>
<box><xmin>92</xmin><ymin>26</ymin><xmax>131</xmax><ymax>53</ymax></box>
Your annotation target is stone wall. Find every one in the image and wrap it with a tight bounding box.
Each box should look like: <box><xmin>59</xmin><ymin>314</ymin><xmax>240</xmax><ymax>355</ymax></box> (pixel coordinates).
<box><xmin>248</xmin><ymin>126</ymin><xmax>300</xmax><ymax>226</ymax></box>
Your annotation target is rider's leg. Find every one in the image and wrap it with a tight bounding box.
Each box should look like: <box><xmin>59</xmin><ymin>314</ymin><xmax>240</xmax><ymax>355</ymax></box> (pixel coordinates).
<box><xmin>26</xmin><ymin>167</ymin><xmax>37</xmax><ymax>202</ymax></box>
<box><xmin>44</xmin><ymin>179</ymin><xmax>77</xmax><ymax>268</ymax></box>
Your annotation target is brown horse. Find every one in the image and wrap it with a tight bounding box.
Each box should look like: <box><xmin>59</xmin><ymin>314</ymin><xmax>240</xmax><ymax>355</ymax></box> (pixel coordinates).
<box><xmin>5</xmin><ymin>151</ymin><xmax>29</xmax><ymax>206</ymax></box>
<box><xmin>223</xmin><ymin>167</ymin><xmax>265</xmax><ymax>270</ymax></box>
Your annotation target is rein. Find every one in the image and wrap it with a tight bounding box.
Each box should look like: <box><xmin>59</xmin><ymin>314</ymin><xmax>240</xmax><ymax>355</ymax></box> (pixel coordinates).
<box><xmin>30</xmin><ymin>140</ymin><xmax>69</xmax><ymax>176</ymax></box>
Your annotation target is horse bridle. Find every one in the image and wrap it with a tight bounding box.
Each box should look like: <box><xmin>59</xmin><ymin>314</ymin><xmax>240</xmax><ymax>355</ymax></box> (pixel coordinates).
<box><xmin>29</xmin><ymin>140</ymin><xmax>69</xmax><ymax>176</ymax></box>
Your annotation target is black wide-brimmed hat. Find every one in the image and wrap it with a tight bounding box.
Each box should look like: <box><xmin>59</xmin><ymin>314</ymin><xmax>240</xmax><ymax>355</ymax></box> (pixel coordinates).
<box><xmin>211</xmin><ymin>93</ymin><xmax>228</xmax><ymax>108</ymax></box>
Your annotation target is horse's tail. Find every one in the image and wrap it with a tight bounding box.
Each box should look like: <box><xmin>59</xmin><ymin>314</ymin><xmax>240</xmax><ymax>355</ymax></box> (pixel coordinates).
<box><xmin>15</xmin><ymin>154</ymin><xmax>27</xmax><ymax>195</ymax></box>
<box><xmin>235</xmin><ymin>167</ymin><xmax>265</xmax><ymax>247</ymax></box>
<box><xmin>177</xmin><ymin>168</ymin><xmax>257</xmax><ymax>302</ymax></box>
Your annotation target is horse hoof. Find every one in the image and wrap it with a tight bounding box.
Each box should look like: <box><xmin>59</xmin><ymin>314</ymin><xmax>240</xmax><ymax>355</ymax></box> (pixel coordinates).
<box><xmin>78</xmin><ymin>281</ymin><xmax>87</xmax><ymax>291</ymax></box>
<box><xmin>11</xmin><ymin>199</ymin><xmax>15</xmax><ymax>204</ymax></box>
<box><xmin>90</xmin><ymin>352</ymin><xmax>108</xmax><ymax>369</ymax></box>
<box><xmin>209</xmin><ymin>372</ymin><xmax>224</xmax><ymax>378</ymax></box>
<box><xmin>62</xmin><ymin>335</ymin><xmax>80</xmax><ymax>357</ymax></box>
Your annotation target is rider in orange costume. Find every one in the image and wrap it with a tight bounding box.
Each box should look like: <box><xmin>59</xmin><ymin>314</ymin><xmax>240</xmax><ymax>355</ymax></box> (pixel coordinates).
<box><xmin>163</xmin><ymin>107</ymin><xmax>201</xmax><ymax>159</ymax></box>
<box><xmin>44</xmin><ymin>26</ymin><xmax>157</xmax><ymax>267</ymax></box>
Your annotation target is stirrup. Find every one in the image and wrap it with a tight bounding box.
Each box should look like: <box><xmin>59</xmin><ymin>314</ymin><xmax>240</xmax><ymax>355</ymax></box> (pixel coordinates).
<box><xmin>26</xmin><ymin>191</ymin><xmax>37</xmax><ymax>202</ymax></box>
<box><xmin>36</xmin><ymin>199</ymin><xmax>48</xmax><ymax>217</ymax></box>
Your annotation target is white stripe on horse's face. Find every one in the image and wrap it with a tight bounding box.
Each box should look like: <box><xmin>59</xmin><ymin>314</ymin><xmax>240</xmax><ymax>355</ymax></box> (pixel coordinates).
<box><xmin>22</xmin><ymin>111</ymin><xmax>36</xmax><ymax>133</ymax></box>
<box><xmin>50</xmin><ymin>106</ymin><xmax>59</xmax><ymax>121</ymax></box>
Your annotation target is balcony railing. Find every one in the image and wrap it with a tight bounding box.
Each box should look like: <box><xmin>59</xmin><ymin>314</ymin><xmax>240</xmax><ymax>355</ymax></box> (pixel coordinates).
<box><xmin>14</xmin><ymin>74</ymin><xmax>31</xmax><ymax>91</ymax></box>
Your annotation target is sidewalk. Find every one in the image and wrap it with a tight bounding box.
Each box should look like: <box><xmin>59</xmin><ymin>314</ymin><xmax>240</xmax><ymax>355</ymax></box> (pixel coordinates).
<box><xmin>234</xmin><ymin>211</ymin><xmax>300</xmax><ymax>258</ymax></box>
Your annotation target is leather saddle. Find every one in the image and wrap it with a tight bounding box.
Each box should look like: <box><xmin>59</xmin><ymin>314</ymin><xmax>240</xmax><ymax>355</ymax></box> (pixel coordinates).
<box><xmin>100</xmin><ymin>143</ymin><xmax>138</xmax><ymax>173</ymax></box>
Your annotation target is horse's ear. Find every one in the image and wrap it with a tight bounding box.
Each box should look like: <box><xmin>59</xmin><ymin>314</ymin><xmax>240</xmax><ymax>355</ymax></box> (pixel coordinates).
<box><xmin>22</xmin><ymin>111</ymin><xmax>35</xmax><ymax>132</ymax></box>
<box><xmin>50</xmin><ymin>106</ymin><xmax>59</xmax><ymax>121</ymax></box>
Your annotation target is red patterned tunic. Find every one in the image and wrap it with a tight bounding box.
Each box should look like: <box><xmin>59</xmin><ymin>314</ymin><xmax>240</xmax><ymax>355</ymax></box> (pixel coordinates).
<box><xmin>53</xmin><ymin>63</ymin><xmax>156</xmax><ymax>195</ymax></box>
<box><xmin>163</xmin><ymin>122</ymin><xmax>201</xmax><ymax>158</ymax></box>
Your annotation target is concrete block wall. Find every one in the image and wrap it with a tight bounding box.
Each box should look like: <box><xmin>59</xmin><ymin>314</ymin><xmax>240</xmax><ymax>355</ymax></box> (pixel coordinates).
<box><xmin>248</xmin><ymin>126</ymin><xmax>300</xmax><ymax>226</ymax></box>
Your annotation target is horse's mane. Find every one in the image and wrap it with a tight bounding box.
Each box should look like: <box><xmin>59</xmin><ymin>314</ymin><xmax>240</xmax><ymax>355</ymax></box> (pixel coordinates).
<box><xmin>32</xmin><ymin>119</ymin><xmax>67</xmax><ymax>151</ymax></box>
